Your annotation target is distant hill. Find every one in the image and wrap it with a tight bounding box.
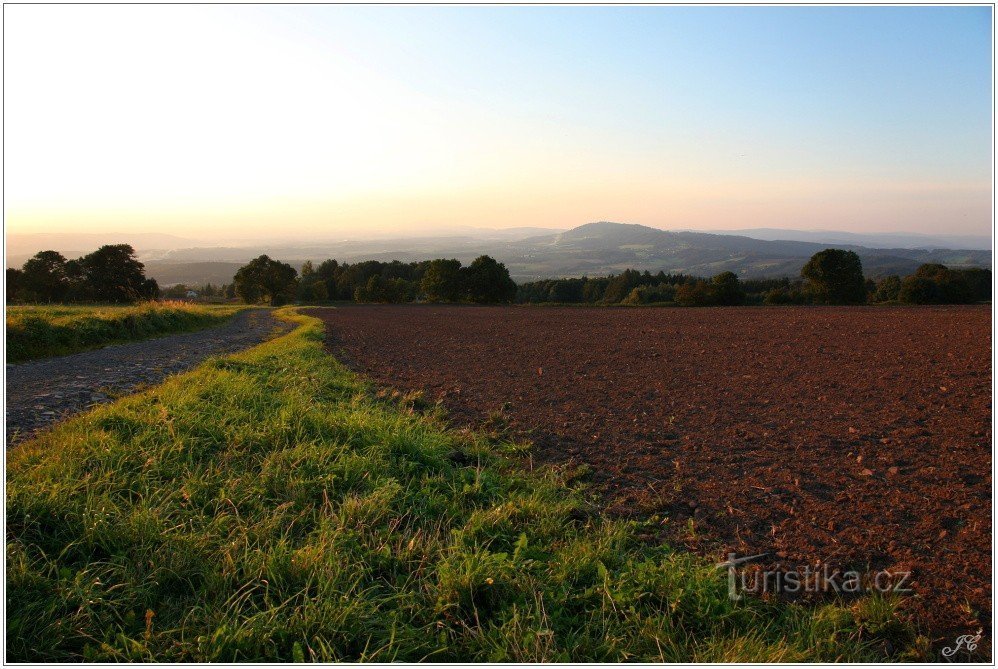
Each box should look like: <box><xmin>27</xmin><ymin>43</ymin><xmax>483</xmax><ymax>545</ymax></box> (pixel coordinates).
<box><xmin>495</xmin><ymin>222</ymin><xmax>991</xmax><ymax>281</ymax></box>
<box><xmin>719</xmin><ymin>227</ymin><xmax>992</xmax><ymax>251</ymax></box>
<box><xmin>141</xmin><ymin>262</ymin><xmax>245</xmax><ymax>287</ymax></box>
<box><xmin>6</xmin><ymin>232</ymin><xmax>200</xmax><ymax>267</ymax></box>
<box><xmin>8</xmin><ymin>222</ymin><xmax>991</xmax><ymax>285</ymax></box>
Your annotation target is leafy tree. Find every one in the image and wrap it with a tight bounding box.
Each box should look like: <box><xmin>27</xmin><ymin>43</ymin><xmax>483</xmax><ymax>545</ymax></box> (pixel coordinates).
<box><xmin>913</xmin><ymin>263</ymin><xmax>972</xmax><ymax>304</ymax></box>
<box><xmin>959</xmin><ymin>268</ymin><xmax>992</xmax><ymax>302</ymax></box>
<box><xmin>763</xmin><ymin>288</ymin><xmax>794</xmax><ymax>305</ymax></box>
<box><xmin>602</xmin><ymin>269</ymin><xmax>644</xmax><ymax>304</ymax></box>
<box><xmin>355</xmin><ymin>276</ymin><xmax>414</xmax><ymax>303</ymax></box>
<box><xmin>21</xmin><ymin>250</ymin><xmax>69</xmax><ymax>302</ymax></box>
<box><xmin>304</xmin><ymin>280</ymin><xmax>328</xmax><ymax>302</ymax></box>
<box><xmin>78</xmin><ymin>245</ymin><xmax>158</xmax><ymax>302</ymax></box>
<box><xmin>711</xmin><ymin>271</ymin><xmax>745</xmax><ymax>306</ymax></box>
<box><xmin>234</xmin><ymin>255</ymin><xmax>298</xmax><ymax>305</ymax></box>
<box><xmin>622</xmin><ymin>283</ymin><xmax>676</xmax><ymax>305</ymax></box>
<box><xmin>548</xmin><ymin>278</ymin><xmax>585</xmax><ymax>303</ymax></box>
<box><xmin>898</xmin><ymin>275</ymin><xmax>942</xmax><ymax>304</ymax></box>
<box><xmin>801</xmin><ymin>249</ymin><xmax>866</xmax><ymax>304</ymax></box>
<box><xmin>421</xmin><ymin>259</ymin><xmax>464</xmax><ymax>302</ymax></box>
<box><xmin>898</xmin><ymin>263</ymin><xmax>980</xmax><ymax>305</ymax></box>
<box><xmin>6</xmin><ymin>267</ymin><xmax>24</xmax><ymax>302</ymax></box>
<box><xmin>462</xmin><ymin>255</ymin><xmax>517</xmax><ymax>303</ymax></box>
<box><xmin>582</xmin><ymin>277</ymin><xmax>610</xmax><ymax>303</ymax></box>
<box><xmin>674</xmin><ymin>281</ymin><xmax>715</xmax><ymax>307</ymax></box>
<box><xmin>872</xmin><ymin>275</ymin><xmax>902</xmax><ymax>303</ymax></box>
<box><xmin>162</xmin><ymin>284</ymin><xmax>190</xmax><ymax>299</ymax></box>
<box><xmin>297</xmin><ymin>260</ymin><xmax>330</xmax><ymax>302</ymax></box>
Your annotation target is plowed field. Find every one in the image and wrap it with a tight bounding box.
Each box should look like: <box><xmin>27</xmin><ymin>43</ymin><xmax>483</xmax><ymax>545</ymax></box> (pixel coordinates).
<box><xmin>310</xmin><ymin>304</ymin><xmax>991</xmax><ymax>646</ymax></box>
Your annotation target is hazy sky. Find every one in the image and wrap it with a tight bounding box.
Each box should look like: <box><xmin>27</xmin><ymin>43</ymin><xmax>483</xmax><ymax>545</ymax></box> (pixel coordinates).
<box><xmin>4</xmin><ymin>5</ymin><xmax>993</xmax><ymax>240</ymax></box>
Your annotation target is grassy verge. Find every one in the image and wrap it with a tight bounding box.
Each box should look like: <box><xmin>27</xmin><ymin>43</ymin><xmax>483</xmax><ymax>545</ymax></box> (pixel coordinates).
<box><xmin>6</xmin><ymin>309</ymin><xmax>924</xmax><ymax>661</ymax></box>
<box><xmin>6</xmin><ymin>302</ymin><xmax>248</xmax><ymax>363</ymax></box>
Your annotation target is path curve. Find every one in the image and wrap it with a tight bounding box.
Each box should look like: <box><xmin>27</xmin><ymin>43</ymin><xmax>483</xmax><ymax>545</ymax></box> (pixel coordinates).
<box><xmin>6</xmin><ymin>309</ymin><xmax>291</xmax><ymax>446</ymax></box>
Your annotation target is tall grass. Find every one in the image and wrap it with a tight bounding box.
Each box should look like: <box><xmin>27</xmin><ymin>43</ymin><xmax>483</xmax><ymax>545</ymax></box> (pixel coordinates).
<box><xmin>6</xmin><ymin>302</ymin><xmax>247</xmax><ymax>363</ymax></box>
<box><xmin>6</xmin><ymin>309</ymin><xmax>923</xmax><ymax>661</ymax></box>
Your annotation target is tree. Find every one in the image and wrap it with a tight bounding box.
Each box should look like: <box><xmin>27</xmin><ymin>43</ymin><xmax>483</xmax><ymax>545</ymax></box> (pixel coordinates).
<box><xmin>898</xmin><ymin>275</ymin><xmax>942</xmax><ymax>304</ymax></box>
<box><xmin>622</xmin><ymin>283</ymin><xmax>676</xmax><ymax>305</ymax></box>
<box><xmin>6</xmin><ymin>267</ymin><xmax>24</xmax><ymax>302</ymax></box>
<box><xmin>462</xmin><ymin>255</ymin><xmax>517</xmax><ymax>303</ymax></box>
<box><xmin>914</xmin><ymin>263</ymin><xmax>972</xmax><ymax>304</ymax></box>
<box><xmin>234</xmin><ymin>255</ymin><xmax>298</xmax><ymax>305</ymax></box>
<box><xmin>421</xmin><ymin>259</ymin><xmax>464</xmax><ymax>302</ymax></box>
<box><xmin>304</xmin><ymin>280</ymin><xmax>328</xmax><ymax>302</ymax></box>
<box><xmin>711</xmin><ymin>271</ymin><xmax>745</xmax><ymax>306</ymax></box>
<box><xmin>872</xmin><ymin>275</ymin><xmax>902</xmax><ymax>303</ymax></box>
<box><xmin>896</xmin><ymin>263</ymin><xmax>982</xmax><ymax>305</ymax></box>
<box><xmin>674</xmin><ymin>281</ymin><xmax>715</xmax><ymax>307</ymax></box>
<box><xmin>21</xmin><ymin>250</ymin><xmax>69</xmax><ymax>302</ymax></box>
<box><xmin>162</xmin><ymin>284</ymin><xmax>190</xmax><ymax>299</ymax></box>
<box><xmin>78</xmin><ymin>245</ymin><xmax>157</xmax><ymax>302</ymax></box>
<box><xmin>602</xmin><ymin>269</ymin><xmax>643</xmax><ymax>304</ymax></box>
<box><xmin>547</xmin><ymin>278</ymin><xmax>585</xmax><ymax>303</ymax></box>
<box><xmin>959</xmin><ymin>268</ymin><xmax>992</xmax><ymax>302</ymax></box>
<box><xmin>801</xmin><ymin>249</ymin><xmax>866</xmax><ymax>304</ymax></box>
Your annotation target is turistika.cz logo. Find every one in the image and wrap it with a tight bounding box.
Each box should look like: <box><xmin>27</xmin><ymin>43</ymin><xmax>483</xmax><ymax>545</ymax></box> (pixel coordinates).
<box><xmin>716</xmin><ymin>552</ymin><xmax>913</xmax><ymax>602</ymax></box>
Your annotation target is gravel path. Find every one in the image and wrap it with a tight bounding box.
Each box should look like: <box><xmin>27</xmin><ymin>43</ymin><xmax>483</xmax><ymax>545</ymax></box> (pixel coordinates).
<box><xmin>6</xmin><ymin>308</ymin><xmax>291</xmax><ymax>446</ymax></box>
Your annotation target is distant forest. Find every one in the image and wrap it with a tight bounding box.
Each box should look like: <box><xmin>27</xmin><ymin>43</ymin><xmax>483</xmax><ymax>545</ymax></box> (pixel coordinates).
<box><xmin>233</xmin><ymin>250</ymin><xmax>990</xmax><ymax>307</ymax></box>
<box><xmin>8</xmin><ymin>245</ymin><xmax>990</xmax><ymax>307</ymax></box>
<box><xmin>516</xmin><ymin>261</ymin><xmax>992</xmax><ymax>306</ymax></box>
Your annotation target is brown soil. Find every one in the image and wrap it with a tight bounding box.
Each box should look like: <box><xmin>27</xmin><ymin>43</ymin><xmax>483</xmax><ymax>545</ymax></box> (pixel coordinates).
<box><xmin>308</xmin><ymin>304</ymin><xmax>992</xmax><ymax>649</ymax></box>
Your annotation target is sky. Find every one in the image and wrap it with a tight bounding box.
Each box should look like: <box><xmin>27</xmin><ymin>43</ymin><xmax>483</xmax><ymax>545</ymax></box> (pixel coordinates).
<box><xmin>4</xmin><ymin>5</ymin><xmax>993</xmax><ymax>241</ymax></box>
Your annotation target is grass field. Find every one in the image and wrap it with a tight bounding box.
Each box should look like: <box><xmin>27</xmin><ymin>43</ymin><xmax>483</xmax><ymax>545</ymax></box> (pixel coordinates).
<box><xmin>6</xmin><ymin>309</ymin><xmax>923</xmax><ymax>662</ymax></box>
<box><xmin>6</xmin><ymin>302</ymin><xmax>247</xmax><ymax>363</ymax></box>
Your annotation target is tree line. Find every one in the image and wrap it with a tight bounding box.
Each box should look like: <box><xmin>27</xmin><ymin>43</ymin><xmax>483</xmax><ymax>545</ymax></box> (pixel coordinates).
<box><xmin>8</xmin><ymin>246</ymin><xmax>989</xmax><ymax>307</ymax></box>
<box><xmin>6</xmin><ymin>245</ymin><xmax>159</xmax><ymax>303</ymax></box>
<box><xmin>517</xmin><ymin>250</ymin><xmax>991</xmax><ymax>306</ymax></box>
<box><xmin>233</xmin><ymin>255</ymin><xmax>517</xmax><ymax>305</ymax></box>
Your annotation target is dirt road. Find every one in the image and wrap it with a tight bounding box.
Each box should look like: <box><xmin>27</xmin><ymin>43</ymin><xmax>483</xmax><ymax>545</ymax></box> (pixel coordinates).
<box><xmin>6</xmin><ymin>309</ymin><xmax>290</xmax><ymax>446</ymax></box>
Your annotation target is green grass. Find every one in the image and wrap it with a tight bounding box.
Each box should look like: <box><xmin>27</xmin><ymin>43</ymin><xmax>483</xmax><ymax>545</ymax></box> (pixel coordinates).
<box><xmin>6</xmin><ymin>302</ymin><xmax>248</xmax><ymax>363</ymax></box>
<box><xmin>6</xmin><ymin>309</ymin><xmax>925</xmax><ymax>662</ymax></box>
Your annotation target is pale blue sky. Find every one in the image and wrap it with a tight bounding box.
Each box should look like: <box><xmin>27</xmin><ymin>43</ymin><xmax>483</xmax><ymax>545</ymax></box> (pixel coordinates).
<box><xmin>5</xmin><ymin>5</ymin><xmax>993</xmax><ymax>238</ymax></box>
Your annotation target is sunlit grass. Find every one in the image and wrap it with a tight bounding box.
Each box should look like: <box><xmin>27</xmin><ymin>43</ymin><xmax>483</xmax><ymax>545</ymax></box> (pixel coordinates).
<box><xmin>6</xmin><ymin>301</ymin><xmax>248</xmax><ymax>362</ymax></box>
<box><xmin>6</xmin><ymin>309</ymin><xmax>924</xmax><ymax>661</ymax></box>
